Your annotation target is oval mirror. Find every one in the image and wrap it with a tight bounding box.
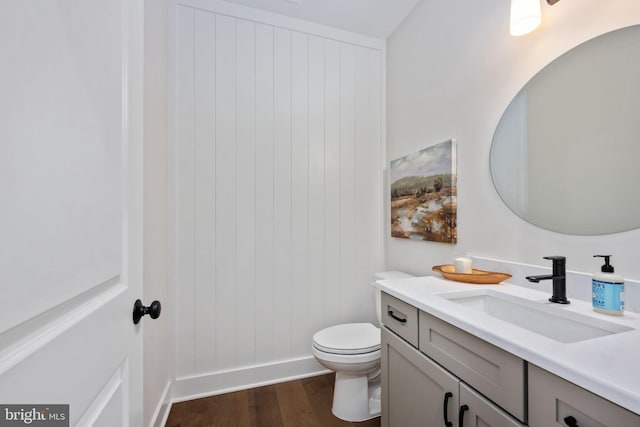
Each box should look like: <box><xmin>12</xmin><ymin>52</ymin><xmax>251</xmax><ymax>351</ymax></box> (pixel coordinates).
<box><xmin>490</xmin><ymin>25</ymin><xmax>640</xmax><ymax>235</ymax></box>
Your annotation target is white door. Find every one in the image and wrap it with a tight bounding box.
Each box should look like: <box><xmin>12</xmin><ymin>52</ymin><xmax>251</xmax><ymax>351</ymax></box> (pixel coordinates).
<box><xmin>0</xmin><ymin>1</ymin><xmax>144</xmax><ymax>426</ymax></box>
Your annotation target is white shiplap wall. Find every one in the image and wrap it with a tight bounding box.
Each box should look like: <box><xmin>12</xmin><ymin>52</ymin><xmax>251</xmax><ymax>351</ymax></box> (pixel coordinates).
<box><xmin>173</xmin><ymin>2</ymin><xmax>384</xmax><ymax>394</ymax></box>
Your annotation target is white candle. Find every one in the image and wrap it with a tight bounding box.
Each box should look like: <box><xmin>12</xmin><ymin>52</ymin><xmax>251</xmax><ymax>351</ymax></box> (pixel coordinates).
<box><xmin>455</xmin><ymin>257</ymin><xmax>472</xmax><ymax>274</ymax></box>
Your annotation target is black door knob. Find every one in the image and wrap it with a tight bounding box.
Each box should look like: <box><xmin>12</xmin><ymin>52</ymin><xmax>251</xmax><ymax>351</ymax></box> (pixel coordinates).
<box><xmin>133</xmin><ymin>299</ymin><xmax>161</xmax><ymax>324</ymax></box>
<box><xmin>564</xmin><ymin>416</ymin><xmax>580</xmax><ymax>427</ymax></box>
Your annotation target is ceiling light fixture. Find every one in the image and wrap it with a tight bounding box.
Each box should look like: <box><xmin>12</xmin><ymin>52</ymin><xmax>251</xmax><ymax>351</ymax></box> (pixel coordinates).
<box><xmin>510</xmin><ymin>0</ymin><xmax>561</xmax><ymax>37</ymax></box>
<box><xmin>510</xmin><ymin>0</ymin><xmax>542</xmax><ymax>36</ymax></box>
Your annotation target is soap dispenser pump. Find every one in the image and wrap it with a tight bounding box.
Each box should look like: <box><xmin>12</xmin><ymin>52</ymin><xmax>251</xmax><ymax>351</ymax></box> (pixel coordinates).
<box><xmin>592</xmin><ymin>255</ymin><xmax>625</xmax><ymax>315</ymax></box>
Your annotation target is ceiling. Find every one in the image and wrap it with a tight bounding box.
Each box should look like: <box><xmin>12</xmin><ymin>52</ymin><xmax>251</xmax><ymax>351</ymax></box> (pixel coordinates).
<box><xmin>221</xmin><ymin>0</ymin><xmax>422</xmax><ymax>39</ymax></box>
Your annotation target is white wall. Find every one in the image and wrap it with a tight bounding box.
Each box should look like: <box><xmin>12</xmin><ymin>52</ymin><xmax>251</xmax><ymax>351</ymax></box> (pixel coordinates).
<box><xmin>143</xmin><ymin>0</ymin><xmax>172</xmax><ymax>425</ymax></box>
<box><xmin>172</xmin><ymin>0</ymin><xmax>385</xmax><ymax>399</ymax></box>
<box><xmin>386</xmin><ymin>0</ymin><xmax>640</xmax><ymax>280</ymax></box>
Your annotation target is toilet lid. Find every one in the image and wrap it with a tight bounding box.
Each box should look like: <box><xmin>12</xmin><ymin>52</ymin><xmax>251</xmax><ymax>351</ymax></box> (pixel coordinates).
<box><xmin>312</xmin><ymin>323</ymin><xmax>380</xmax><ymax>355</ymax></box>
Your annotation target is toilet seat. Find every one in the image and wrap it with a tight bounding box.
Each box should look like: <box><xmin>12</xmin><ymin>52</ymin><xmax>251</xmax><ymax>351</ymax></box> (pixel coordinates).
<box><xmin>312</xmin><ymin>323</ymin><xmax>380</xmax><ymax>355</ymax></box>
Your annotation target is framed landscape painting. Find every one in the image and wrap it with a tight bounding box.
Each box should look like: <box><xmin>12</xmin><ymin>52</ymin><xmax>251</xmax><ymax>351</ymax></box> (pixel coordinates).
<box><xmin>390</xmin><ymin>139</ymin><xmax>457</xmax><ymax>244</ymax></box>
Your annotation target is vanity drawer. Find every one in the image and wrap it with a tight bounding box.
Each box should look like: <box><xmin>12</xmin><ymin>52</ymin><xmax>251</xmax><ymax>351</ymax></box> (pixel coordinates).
<box><xmin>419</xmin><ymin>311</ymin><xmax>526</xmax><ymax>422</ymax></box>
<box><xmin>529</xmin><ymin>364</ymin><xmax>640</xmax><ymax>427</ymax></box>
<box><xmin>381</xmin><ymin>292</ymin><xmax>419</xmax><ymax>347</ymax></box>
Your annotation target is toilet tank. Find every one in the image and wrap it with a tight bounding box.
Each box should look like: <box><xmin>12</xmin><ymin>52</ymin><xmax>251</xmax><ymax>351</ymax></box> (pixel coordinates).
<box><xmin>373</xmin><ymin>271</ymin><xmax>414</xmax><ymax>325</ymax></box>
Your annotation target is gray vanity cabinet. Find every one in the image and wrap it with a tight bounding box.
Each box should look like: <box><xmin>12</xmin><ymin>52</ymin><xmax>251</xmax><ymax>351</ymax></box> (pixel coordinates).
<box><xmin>380</xmin><ymin>292</ymin><xmax>640</xmax><ymax>427</ymax></box>
<box><xmin>381</xmin><ymin>327</ymin><xmax>525</xmax><ymax>427</ymax></box>
<box><xmin>419</xmin><ymin>311</ymin><xmax>526</xmax><ymax>422</ymax></box>
<box><xmin>528</xmin><ymin>364</ymin><xmax>640</xmax><ymax>427</ymax></box>
<box><xmin>381</xmin><ymin>327</ymin><xmax>459</xmax><ymax>427</ymax></box>
<box><xmin>381</xmin><ymin>293</ymin><xmax>526</xmax><ymax>427</ymax></box>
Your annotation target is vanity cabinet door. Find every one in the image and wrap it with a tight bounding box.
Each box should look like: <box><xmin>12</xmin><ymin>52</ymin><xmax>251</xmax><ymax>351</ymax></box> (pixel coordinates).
<box><xmin>529</xmin><ymin>364</ymin><xmax>640</xmax><ymax>427</ymax></box>
<box><xmin>459</xmin><ymin>383</ymin><xmax>526</xmax><ymax>427</ymax></box>
<box><xmin>419</xmin><ymin>311</ymin><xmax>526</xmax><ymax>422</ymax></box>
<box><xmin>382</xmin><ymin>327</ymin><xmax>459</xmax><ymax>427</ymax></box>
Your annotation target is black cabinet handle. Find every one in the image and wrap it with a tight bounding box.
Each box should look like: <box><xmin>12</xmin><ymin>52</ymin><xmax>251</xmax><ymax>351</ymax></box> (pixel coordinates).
<box><xmin>443</xmin><ymin>392</ymin><xmax>453</xmax><ymax>427</ymax></box>
<box><xmin>564</xmin><ymin>416</ymin><xmax>580</xmax><ymax>427</ymax></box>
<box><xmin>458</xmin><ymin>405</ymin><xmax>469</xmax><ymax>427</ymax></box>
<box><xmin>388</xmin><ymin>310</ymin><xmax>407</xmax><ymax>323</ymax></box>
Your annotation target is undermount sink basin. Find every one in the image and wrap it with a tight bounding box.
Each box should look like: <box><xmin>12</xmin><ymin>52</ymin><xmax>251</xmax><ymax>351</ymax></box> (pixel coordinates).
<box><xmin>438</xmin><ymin>289</ymin><xmax>633</xmax><ymax>343</ymax></box>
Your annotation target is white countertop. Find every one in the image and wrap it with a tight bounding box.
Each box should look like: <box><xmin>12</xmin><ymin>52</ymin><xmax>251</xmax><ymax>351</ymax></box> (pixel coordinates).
<box><xmin>374</xmin><ymin>275</ymin><xmax>640</xmax><ymax>415</ymax></box>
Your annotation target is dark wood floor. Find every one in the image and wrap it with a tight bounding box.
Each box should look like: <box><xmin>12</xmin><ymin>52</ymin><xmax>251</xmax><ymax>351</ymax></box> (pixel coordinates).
<box><xmin>166</xmin><ymin>373</ymin><xmax>381</xmax><ymax>427</ymax></box>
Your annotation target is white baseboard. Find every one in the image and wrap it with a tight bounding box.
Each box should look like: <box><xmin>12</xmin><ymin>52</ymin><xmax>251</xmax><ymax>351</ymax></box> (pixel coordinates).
<box><xmin>171</xmin><ymin>355</ymin><xmax>330</xmax><ymax>403</ymax></box>
<box><xmin>150</xmin><ymin>380</ymin><xmax>172</xmax><ymax>427</ymax></box>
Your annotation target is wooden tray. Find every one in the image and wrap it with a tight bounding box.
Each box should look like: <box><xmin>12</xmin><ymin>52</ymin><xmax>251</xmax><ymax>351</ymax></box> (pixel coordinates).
<box><xmin>432</xmin><ymin>264</ymin><xmax>512</xmax><ymax>284</ymax></box>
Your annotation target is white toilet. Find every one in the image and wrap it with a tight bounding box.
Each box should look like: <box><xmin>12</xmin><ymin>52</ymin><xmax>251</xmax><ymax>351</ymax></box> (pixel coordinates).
<box><xmin>311</xmin><ymin>271</ymin><xmax>414</xmax><ymax>422</ymax></box>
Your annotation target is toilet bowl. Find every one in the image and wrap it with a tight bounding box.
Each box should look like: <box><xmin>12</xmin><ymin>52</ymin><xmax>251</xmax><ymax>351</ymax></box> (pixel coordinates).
<box><xmin>311</xmin><ymin>271</ymin><xmax>414</xmax><ymax>422</ymax></box>
<box><xmin>312</xmin><ymin>323</ymin><xmax>381</xmax><ymax>421</ymax></box>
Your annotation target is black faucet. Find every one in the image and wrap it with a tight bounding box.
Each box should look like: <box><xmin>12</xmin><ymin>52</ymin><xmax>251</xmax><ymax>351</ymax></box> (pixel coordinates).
<box><xmin>526</xmin><ymin>256</ymin><xmax>570</xmax><ymax>304</ymax></box>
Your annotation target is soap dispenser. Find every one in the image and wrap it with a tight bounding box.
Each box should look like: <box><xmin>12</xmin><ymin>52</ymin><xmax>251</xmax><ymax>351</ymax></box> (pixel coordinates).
<box><xmin>592</xmin><ymin>255</ymin><xmax>624</xmax><ymax>315</ymax></box>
